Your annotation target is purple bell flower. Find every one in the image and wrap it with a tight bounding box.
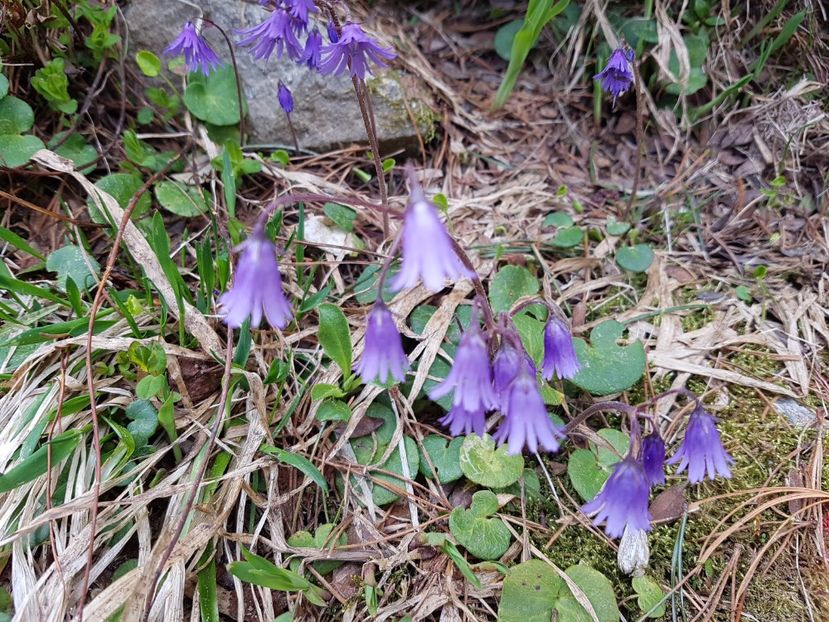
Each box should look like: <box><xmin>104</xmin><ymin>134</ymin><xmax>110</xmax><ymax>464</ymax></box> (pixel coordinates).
<box><xmin>284</xmin><ymin>0</ymin><xmax>317</xmax><ymax>27</ymax></box>
<box><xmin>429</xmin><ymin>320</ymin><xmax>497</xmax><ymax>413</ymax></box>
<box><xmin>594</xmin><ymin>47</ymin><xmax>635</xmax><ymax>99</ymax></box>
<box><xmin>668</xmin><ymin>404</ymin><xmax>733</xmax><ymax>483</ymax></box>
<box><xmin>218</xmin><ymin>226</ymin><xmax>293</xmax><ymax>329</ymax></box>
<box><xmin>640</xmin><ymin>433</ymin><xmax>666</xmax><ymax>487</ymax></box>
<box><xmin>582</xmin><ymin>456</ymin><xmax>651</xmax><ymax>538</ymax></box>
<box><xmin>319</xmin><ymin>22</ymin><xmax>395</xmax><ymax>81</ymax></box>
<box><xmin>236</xmin><ymin>9</ymin><xmax>303</xmax><ymax>62</ymax></box>
<box><xmin>492</xmin><ymin>341</ymin><xmax>522</xmax><ymax>400</ymax></box>
<box><xmin>439</xmin><ymin>403</ymin><xmax>486</xmax><ymax>438</ymax></box>
<box><xmin>326</xmin><ymin>21</ymin><xmax>339</xmax><ymax>43</ymax></box>
<box><xmin>492</xmin><ymin>368</ymin><xmax>564</xmax><ymax>455</ymax></box>
<box><xmin>354</xmin><ymin>302</ymin><xmax>409</xmax><ymax>384</ymax></box>
<box><xmin>303</xmin><ymin>28</ymin><xmax>323</xmax><ymax>69</ymax></box>
<box><xmin>164</xmin><ymin>21</ymin><xmax>222</xmax><ymax>76</ymax></box>
<box><xmin>278</xmin><ymin>81</ymin><xmax>294</xmax><ymax>115</ymax></box>
<box><xmin>541</xmin><ymin>315</ymin><xmax>581</xmax><ymax>381</ymax></box>
<box><xmin>391</xmin><ymin>181</ymin><xmax>470</xmax><ymax>292</ymax></box>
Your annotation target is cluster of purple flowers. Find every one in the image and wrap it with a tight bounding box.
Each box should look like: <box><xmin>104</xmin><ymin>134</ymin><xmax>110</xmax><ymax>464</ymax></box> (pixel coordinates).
<box><xmin>584</xmin><ymin>405</ymin><xmax>733</xmax><ymax>539</ymax></box>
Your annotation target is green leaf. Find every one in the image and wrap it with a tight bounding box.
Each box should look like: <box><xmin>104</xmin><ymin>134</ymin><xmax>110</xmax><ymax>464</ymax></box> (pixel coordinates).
<box><xmin>494</xmin><ymin>19</ymin><xmax>525</xmax><ymax>61</ymax></box>
<box><xmin>154</xmin><ymin>180</ymin><xmax>208</xmax><ymax>217</ymax></box>
<box><xmin>551</xmin><ymin>226</ymin><xmax>583</xmax><ymax>248</ymax></box>
<box><xmin>632</xmin><ymin>575</ymin><xmax>667</xmax><ymax>618</ymax></box>
<box><xmin>310</xmin><ymin>383</ymin><xmax>345</xmax><ymax>400</ymax></box>
<box><xmin>0</xmin><ymin>430</ymin><xmax>83</xmax><ymax>493</ymax></box>
<box><xmin>542</xmin><ymin>212</ymin><xmax>573</xmax><ymax>228</ymax></box>
<box><xmin>125</xmin><ymin>399</ymin><xmax>158</xmax><ymax>446</ymax></box>
<box><xmin>261</xmin><ymin>444</ymin><xmax>329</xmax><ymax>495</ymax></box>
<box><xmin>136</xmin><ymin>374</ymin><xmax>165</xmax><ymax>399</ymax></box>
<box><xmin>184</xmin><ymin>65</ymin><xmax>245</xmax><ymax>126</ymax></box>
<box><xmin>287</xmin><ymin>523</ymin><xmax>347</xmax><ymax>575</ymax></box>
<box><xmin>50</xmin><ymin>132</ymin><xmax>98</xmax><ymax>173</ymax></box>
<box><xmin>513</xmin><ymin>312</ymin><xmax>545</xmax><ymax>367</ymax></box>
<box><xmin>418</xmin><ymin>435</ymin><xmax>463</xmax><ymax>484</ymax></box>
<box><xmin>735</xmin><ymin>284</ymin><xmax>752</xmax><ymax>302</ymax></box>
<box><xmin>197</xmin><ymin>558</ymin><xmax>220</xmax><ymax>622</ymax></box>
<box><xmin>567</xmin><ymin>428</ymin><xmax>630</xmax><ymax>502</ymax></box>
<box><xmin>46</xmin><ymin>245</ymin><xmax>101</xmax><ymax>291</ymax></box>
<box><xmin>616</xmin><ymin>244</ymin><xmax>654</xmax><ymax>273</ymax></box>
<box><xmin>135</xmin><ymin>50</ymin><xmax>161</xmax><ymax>77</ymax></box>
<box><xmin>606</xmin><ymin>216</ymin><xmax>630</xmax><ymax>236</ymax></box>
<box><xmin>323</xmin><ymin>202</ymin><xmax>357</xmax><ymax>233</ymax></box>
<box><xmin>0</xmin><ymin>74</ymin><xmax>8</xmax><ymax>99</ymax></box>
<box><xmin>570</xmin><ymin>320</ymin><xmax>646</xmax><ymax>396</ymax></box>
<box><xmin>0</xmin><ymin>134</ymin><xmax>45</xmax><ymax>168</ymax></box>
<box><xmin>89</xmin><ymin>173</ymin><xmax>152</xmax><ymax>224</ymax></box>
<box><xmin>0</xmin><ymin>95</ymin><xmax>34</xmax><ymax>134</ymax></box>
<box><xmin>317</xmin><ymin>399</ymin><xmax>351</xmax><ymax>422</ymax></box>
<box><xmin>317</xmin><ymin>303</ymin><xmax>352</xmax><ymax>375</ymax></box>
<box><xmin>449</xmin><ymin>490</ymin><xmax>511</xmax><ymax>560</ymax></box>
<box><xmin>459</xmin><ymin>433</ymin><xmax>524</xmax><ymax>488</ymax></box>
<box><xmin>31</xmin><ymin>58</ymin><xmax>77</xmax><ymax>114</ymax></box>
<box><xmin>557</xmin><ymin>564</ymin><xmax>620</xmax><ymax>622</ymax></box>
<box><xmin>489</xmin><ymin>265</ymin><xmax>539</xmax><ymax>313</ymax></box>
<box><xmin>0</xmin><ymin>226</ymin><xmax>45</xmax><ymax>260</ymax></box>
<box><xmin>368</xmin><ymin>436</ymin><xmax>419</xmax><ymax>506</ymax></box>
<box><xmin>229</xmin><ymin>548</ymin><xmax>325</xmax><ymax>605</ymax></box>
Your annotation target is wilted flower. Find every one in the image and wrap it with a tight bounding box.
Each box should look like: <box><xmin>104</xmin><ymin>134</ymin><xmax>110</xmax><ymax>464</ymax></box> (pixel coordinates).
<box><xmin>541</xmin><ymin>315</ymin><xmax>580</xmax><ymax>381</ymax></box>
<box><xmin>391</xmin><ymin>181</ymin><xmax>470</xmax><ymax>292</ymax></box>
<box><xmin>164</xmin><ymin>21</ymin><xmax>222</xmax><ymax>76</ymax></box>
<box><xmin>582</xmin><ymin>456</ymin><xmax>651</xmax><ymax>538</ymax></box>
<box><xmin>278</xmin><ymin>81</ymin><xmax>294</xmax><ymax>114</ymax></box>
<box><xmin>236</xmin><ymin>9</ymin><xmax>303</xmax><ymax>62</ymax></box>
<box><xmin>594</xmin><ymin>47</ymin><xmax>634</xmax><ymax>98</ymax></box>
<box><xmin>617</xmin><ymin>525</ymin><xmax>649</xmax><ymax>576</ymax></box>
<box><xmin>319</xmin><ymin>22</ymin><xmax>395</xmax><ymax>80</ymax></box>
<box><xmin>285</xmin><ymin>0</ymin><xmax>317</xmax><ymax>27</ymax></box>
<box><xmin>354</xmin><ymin>302</ymin><xmax>409</xmax><ymax>384</ymax></box>
<box><xmin>218</xmin><ymin>226</ymin><xmax>292</xmax><ymax>329</ymax></box>
<box><xmin>430</xmin><ymin>320</ymin><xmax>497</xmax><ymax>413</ymax></box>
<box><xmin>668</xmin><ymin>404</ymin><xmax>733</xmax><ymax>483</ymax></box>
<box><xmin>640</xmin><ymin>433</ymin><xmax>666</xmax><ymax>487</ymax></box>
<box><xmin>493</xmin><ymin>368</ymin><xmax>564</xmax><ymax>455</ymax></box>
<box><xmin>303</xmin><ymin>28</ymin><xmax>323</xmax><ymax>69</ymax></box>
<box><xmin>439</xmin><ymin>403</ymin><xmax>486</xmax><ymax>437</ymax></box>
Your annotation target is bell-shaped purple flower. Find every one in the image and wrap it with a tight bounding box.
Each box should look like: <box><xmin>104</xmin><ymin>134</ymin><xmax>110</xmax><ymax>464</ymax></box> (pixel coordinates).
<box><xmin>594</xmin><ymin>47</ymin><xmax>635</xmax><ymax>98</ymax></box>
<box><xmin>582</xmin><ymin>456</ymin><xmax>651</xmax><ymax>538</ymax></box>
<box><xmin>303</xmin><ymin>28</ymin><xmax>323</xmax><ymax>69</ymax></box>
<box><xmin>430</xmin><ymin>321</ymin><xmax>497</xmax><ymax>413</ymax></box>
<box><xmin>285</xmin><ymin>0</ymin><xmax>317</xmax><ymax>27</ymax></box>
<box><xmin>278</xmin><ymin>81</ymin><xmax>294</xmax><ymax>114</ymax></box>
<box><xmin>218</xmin><ymin>226</ymin><xmax>292</xmax><ymax>329</ymax></box>
<box><xmin>164</xmin><ymin>21</ymin><xmax>222</xmax><ymax>76</ymax></box>
<box><xmin>439</xmin><ymin>403</ymin><xmax>486</xmax><ymax>438</ymax></box>
<box><xmin>319</xmin><ymin>22</ymin><xmax>395</xmax><ymax>81</ymax></box>
<box><xmin>391</xmin><ymin>182</ymin><xmax>470</xmax><ymax>292</ymax></box>
<box><xmin>236</xmin><ymin>9</ymin><xmax>303</xmax><ymax>62</ymax></box>
<box><xmin>492</xmin><ymin>368</ymin><xmax>564</xmax><ymax>455</ymax></box>
<box><xmin>668</xmin><ymin>404</ymin><xmax>733</xmax><ymax>483</ymax></box>
<box><xmin>354</xmin><ymin>302</ymin><xmax>409</xmax><ymax>384</ymax></box>
<box><xmin>326</xmin><ymin>21</ymin><xmax>340</xmax><ymax>43</ymax></box>
<box><xmin>640</xmin><ymin>433</ymin><xmax>666</xmax><ymax>487</ymax></box>
<box><xmin>541</xmin><ymin>316</ymin><xmax>581</xmax><ymax>381</ymax></box>
<box><xmin>492</xmin><ymin>341</ymin><xmax>522</xmax><ymax>399</ymax></box>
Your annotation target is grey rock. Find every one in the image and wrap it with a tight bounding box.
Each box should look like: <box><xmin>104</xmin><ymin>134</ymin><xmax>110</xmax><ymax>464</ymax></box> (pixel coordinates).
<box><xmin>773</xmin><ymin>397</ymin><xmax>816</xmax><ymax>429</ymax></box>
<box><xmin>124</xmin><ymin>0</ymin><xmax>436</xmax><ymax>152</ymax></box>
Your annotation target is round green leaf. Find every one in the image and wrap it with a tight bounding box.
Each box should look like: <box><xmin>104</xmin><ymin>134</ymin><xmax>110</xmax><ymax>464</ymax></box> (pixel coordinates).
<box><xmin>489</xmin><ymin>265</ymin><xmax>539</xmax><ymax>314</ymax></box>
<box><xmin>494</xmin><ymin>20</ymin><xmax>524</xmax><ymax>61</ymax></box>
<box><xmin>135</xmin><ymin>50</ymin><xmax>161</xmax><ymax>77</ymax></box>
<box><xmin>498</xmin><ymin>559</ymin><xmax>564</xmax><ymax>622</ymax></box>
<box><xmin>49</xmin><ymin>132</ymin><xmax>98</xmax><ymax>173</ymax></box>
<box><xmin>0</xmin><ymin>95</ymin><xmax>34</xmax><ymax>134</ymax></box>
<box><xmin>317</xmin><ymin>399</ymin><xmax>351</xmax><ymax>422</ymax></box>
<box><xmin>419</xmin><ymin>435</ymin><xmax>463</xmax><ymax>484</ymax></box>
<box><xmin>459</xmin><ymin>433</ymin><xmax>524</xmax><ymax>488</ymax></box>
<box><xmin>616</xmin><ymin>244</ymin><xmax>654</xmax><ymax>273</ymax></box>
<box><xmin>542</xmin><ymin>212</ymin><xmax>573</xmax><ymax>228</ymax></box>
<box><xmin>567</xmin><ymin>428</ymin><xmax>630</xmax><ymax>502</ymax></box>
<box><xmin>557</xmin><ymin>564</ymin><xmax>620</xmax><ymax>622</ymax></box>
<box><xmin>449</xmin><ymin>490</ymin><xmax>511</xmax><ymax>560</ymax></box>
<box><xmin>0</xmin><ymin>74</ymin><xmax>9</xmax><ymax>99</ymax></box>
<box><xmin>317</xmin><ymin>303</ymin><xmax>352</xmax><ymax>376</ymax></box>
<box><xmin>46</xmin><ymin>245</ymin><xmax>101</xmax><ymax>291</ymax></box>
<box><xmin>125</xmin><ymin>399</ymin><xmax>158</xmax><ymax>446</ymax></box>
<box><xmin>89</xmin><ymin>173</ymin><xmax>152</xmax><ymax>224</ymax></box>
<box><xmin>606</xmin><ymin>216</ymin><xmax>631</xmax><ymax>236</ymax></box>
<box><xmin>183</xmin><ymin>65</ymin><xmax>245</xmax><ymax>126</ymax></box>
<box><xmin>570</xmin><ymin>320</ymin><xmax>646</xmax><ymax>395</ymax></box>
<box><xmin>287</xmin><ymin>523</ymin><xmax>346</xmax><ymax>576</ymax></box>
<box><xmin>0</xmin><ymin>134</ymin><xmax>44</xmax><ymax>168</ymax></box>
<box><xmin>370</xmin><ymin>436</ymin><xmax>419</xmax><ymax>506</ymax></box>
<box><xmin>551</xmin><ymin>226</ymin><xmax>583</xmax><ymax>248</ymax></box>
<box><xmin>632</xmin><ymin>575</ymin><xmax>667</xmax><ymax>618</ymax></box>
<box><xmin>154</xmin><ymin>180</ymin><xmax>208</xmax><ymax>217</ymax></box>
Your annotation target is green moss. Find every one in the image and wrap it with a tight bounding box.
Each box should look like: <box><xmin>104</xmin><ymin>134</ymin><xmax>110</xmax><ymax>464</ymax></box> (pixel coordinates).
<box><xmin>365</xmin><ymin>72</ymin><xmax>439</xmax><ymax>143</ymax></box>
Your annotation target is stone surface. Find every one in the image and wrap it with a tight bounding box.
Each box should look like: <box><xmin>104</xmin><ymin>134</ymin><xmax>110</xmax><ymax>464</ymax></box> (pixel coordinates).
<box><xmin>124</xmin><ymin>0</ymin><xmax>435</xmax><ymax>152</ymax></box>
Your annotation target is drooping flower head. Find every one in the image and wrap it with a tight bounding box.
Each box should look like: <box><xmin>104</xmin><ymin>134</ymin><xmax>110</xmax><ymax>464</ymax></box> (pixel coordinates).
<box><xmin>236</xmin><ymin>9</ymin><xmax>303</xmax><ymax>62</ymax></box>
<box><xmin>391</xmin><ymin>178</ymin><xmax>470</xmax><ymax>292</ymax></box>
<box><xmin>640</xmin><ymin>433</ymin><xmax>666</xmax><ymax>487</ymax></box>
<box><xmin>439</xmin><ymin>403</ymin><xmax>486</xmax><ymax>438</ymax></box>
<box><xmin>430</xmin><ymin>315</ymin><xmax>497</xmax><ymax>413</ymax></box>
<box><xmin>303</xmin><ymin>28</ymin><xmax>323</xmax><ymax>70</ymax></box>
<box><xmin>284</xmin><ymin>0</ymin><xmax>317</xmax><ymax>27</ymax></box>
<box><xmin>319</xmin><ymin>22</ymin><xmax>396</xmax><ymax>80</ymax></box>
<box><xmin>493</xmin><ymin>367</ymin><xmax>564</xmax><ymax>455</ymax></box>
<box><xmin>492</xmin><ymin>339</ymin><xmax>522</xmax><ymax>400</ymax></box>
<box><xmin>582</xmin><ymin>456</ymin><xmax>651</xmax><ymax>538</ymax></box>
<box><xmin>278</xmin><ymin>81</ymin><xmax>294</xmax><ymax>115</ymax></box>
<box><xmin>354</xmin><ymin>302</ymin><xmax>409</xmax><ymax>384</ymax></box>
<box><xmin>594</xmin><ymin>46</ymin><xmax>635</xmax><ymax>99</ymax></box>
<box><xmin>326</xmin><ymin>21</ymin><xmax>340</xmax><ymax>43</ymax></box>
<box><xmin>218</xmin><ymin>225</ymin><xmax>293</xmax><ymax>329</ymax></box>
<box><xmin>668</xmin><ymin>404</ymin><xmax>733</xmax><ymax>483</ymax></box>
<box><xmin>541</xmin><ymin>315</ymin><xmax>581</xmax><ymax>381</ymax></box>
<box><xmin>164</xmin><ymin>21</ymin><xmax>222</xmax><ymax>76</ymax></box>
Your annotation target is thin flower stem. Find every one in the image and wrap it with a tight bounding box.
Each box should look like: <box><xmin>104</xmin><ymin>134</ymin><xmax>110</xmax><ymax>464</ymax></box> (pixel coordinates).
<box><xmin>375</xmin><ymin>228</ymin><xmax>404</xmax><ymax>300</ymax></box>
<box><xmin>285</xmin><ymin>112</ymin><xmax>300</xmax><ymax>152</ymax></box>
<box><xmin>201</xmin><ymin>19</ymin><xmax>247</xmax><ymax>143</ymax></box>
<box><xmin>353</xmin><ymin>77</ymin><xmax>390</xmax><ymax>238</ymax></box>
<box><xmin>260</xmin><ymin>192</ymin><xmax>403</xmax><ymax>229</ymax></box>
<box><xmin>623</xmin><ymin>60</ymin><xmax>645</xmax><ymax>220</ymax></box>
<box><xmin>562</xmin><ymin>400</ymin><xmax>645</xmax><ymax>435</ymax></box>
<box><xmin>448</xmin><ymin>237</ymin><xmax>495</xmax><ymax>331</ymax></box>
